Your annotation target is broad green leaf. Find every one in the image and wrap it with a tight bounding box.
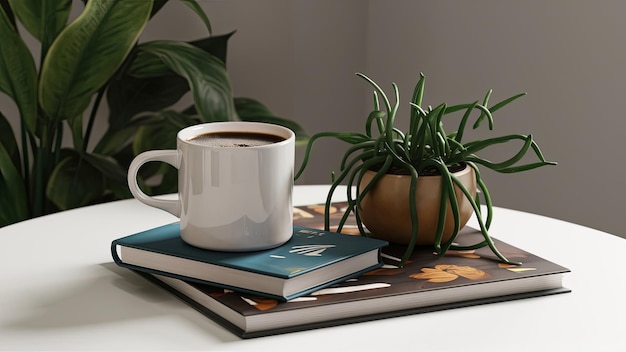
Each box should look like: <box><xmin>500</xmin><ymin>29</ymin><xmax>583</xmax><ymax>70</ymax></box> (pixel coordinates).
<box><xmin>0</xmin><ymin>6</ymin><xmax>38</xmax><ymax>133</ymax></box>
<box><xmin>0</xmin><ymin>0</ymin><xmax>15</xmax><ymax>28</ymax></box>
<box><xmin>138</xmin><ymin>40</ymin><xmax>237</xmax><ymax>122</ymax></box>
<box><xmin>234</xmin><ymin>97</ymin><xmax>309</xmax><ymax>145</ymax></box>
<box><xmin>94</xmin><ymin>115</ymin><xmax>163</xmax><ymax>155</ymax></box>
<box><xmin>81</xmin><ymin>152</ymin><xmax>127</xmax><ymax>183</ymax></box>
<box><xmin>129</xmin><ymin>32</ymin><xmax>233</xmax><ymax>78</ymax></box>
<box><xmin>132</xmin><ymin>110</ymin><xmax>199</xmax><ymax>155</ymax></box>
<box><xmin>8</xmin><ymin>0</ymin><xmax>71</xmax><ymax>51</ymax></box>
<box><xmin>0</xmin><ymin>142</ymin><xmax>28</xmax><ymax>226</ymax></box>
<box><xmin>108</xmin><ymin>32</ymin><xmax>234</xmax><ymax>130</ymax></box>
<box><xmin>191</xmin><ymin>32</ymin><xmax>233</xmax><ymax>64</ymax></box>
<box><xmin>107</xmin><ymin>72</ymin><xmax>189</xmax><ymax>130</ymax></box>
<box><xmin>39</xmin><ymin>0</ymin><xmax>152</xmax><ymax>122</ymax></box>
<box><xmin>128</xmin><ymin>49</ymin><xmax>174</xmax><ymax>78</ymax></box>
<box><xmin>181</xmin><ymin>0</ymin><xmax>211</xmax><ymax>34</ymax></box>
<box><xmin>46</xmin><ymin>152</ymin><xmax>104</xmax><ymax>210</ymax></box>
<box><xmin>148</xmin><ymin>109</ymin><xmax>200</xmax><ymax>130</ymax></box>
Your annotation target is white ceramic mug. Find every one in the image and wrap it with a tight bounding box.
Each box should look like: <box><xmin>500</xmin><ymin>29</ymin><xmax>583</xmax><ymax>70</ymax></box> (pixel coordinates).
<box><xmin>127</xmin><ymin>122</ymin><xmax>295</xmax><ymax>251</ymax></box>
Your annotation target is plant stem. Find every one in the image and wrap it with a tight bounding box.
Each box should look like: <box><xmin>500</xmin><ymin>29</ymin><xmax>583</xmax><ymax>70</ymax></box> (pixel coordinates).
<box><xmin>84</xmin><ymin>87</ymin><xmax>106</xmax><ymax>152</ymax></box>
<box><xmin>54</xmin><ymin>121</ymin><xmax>63</xmax><ymax>163</ymax></box>
<box><xmin>32</xmin><ymin>120</ymin><xmax>61</xmax><ymax>217</ymax></box>
<box><xmin>33</xmin><ymin>126</ymin><xmax>49</xmax><ymax>217</ymax></box>
<box><xmin>20</xmin><ymin>119</ymin><xmax>32</xmax><ymax>215</ymax></box>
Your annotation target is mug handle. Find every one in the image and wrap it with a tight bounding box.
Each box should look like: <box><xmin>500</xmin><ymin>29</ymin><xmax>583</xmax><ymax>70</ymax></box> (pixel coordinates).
<box><xmin>127</xmin><ymin>150</ymin><xmax>181</xmax><ymax>217</ymax></box>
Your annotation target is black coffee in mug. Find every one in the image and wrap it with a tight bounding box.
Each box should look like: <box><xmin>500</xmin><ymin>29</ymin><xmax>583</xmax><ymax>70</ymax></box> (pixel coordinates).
<box><xmin>188</xmin><ymin>131</ymin><xmax>285</xmax><ymax>148</ymax></box>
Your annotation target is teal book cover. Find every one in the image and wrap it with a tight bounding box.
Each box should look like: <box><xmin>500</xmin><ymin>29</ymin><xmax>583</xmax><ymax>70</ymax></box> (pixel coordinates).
<box><xmin>111</xmin><ymin>224</ymin><xmax>387</xmax><ymax>300</ymax></box>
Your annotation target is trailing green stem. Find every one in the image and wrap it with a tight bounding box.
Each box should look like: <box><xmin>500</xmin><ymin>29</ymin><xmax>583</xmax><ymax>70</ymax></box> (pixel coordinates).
<box><xmin>295</xmin><ymin>72</ymin><xmax>555</xmax><ymax>267</ymax></box>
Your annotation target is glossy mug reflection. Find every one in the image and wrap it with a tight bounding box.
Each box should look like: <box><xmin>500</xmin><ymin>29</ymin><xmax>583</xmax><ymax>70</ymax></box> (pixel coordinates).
<box><xmin>127</xmin><ymin>122</ymin><xmax>295</xmax><ymax>251</ymax></box>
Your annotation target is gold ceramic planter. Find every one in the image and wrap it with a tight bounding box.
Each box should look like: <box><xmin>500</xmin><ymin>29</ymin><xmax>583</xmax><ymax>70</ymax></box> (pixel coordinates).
<box><xmin>358</xmin><ymin>166</ymin><xmax>477</xmax><ymax>245</ymax></box>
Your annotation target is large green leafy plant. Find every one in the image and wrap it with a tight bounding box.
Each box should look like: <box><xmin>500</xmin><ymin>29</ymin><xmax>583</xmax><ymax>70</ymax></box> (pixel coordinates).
<box><xmin>0</xmin><ymin>0</ymin><xmax>306</xmax><ymax>227</ymax></box>
<box><xmin>296</xmin><ymin>73</ymin><xmax>555</xmax><ymax>265</ymax></box>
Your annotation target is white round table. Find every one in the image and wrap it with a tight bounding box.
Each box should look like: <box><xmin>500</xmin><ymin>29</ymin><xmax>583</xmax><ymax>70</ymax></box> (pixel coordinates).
<box><xmin>1</xmin><ymin>185</ymin><xmax>624</xmax><ymax>351</ymax></box>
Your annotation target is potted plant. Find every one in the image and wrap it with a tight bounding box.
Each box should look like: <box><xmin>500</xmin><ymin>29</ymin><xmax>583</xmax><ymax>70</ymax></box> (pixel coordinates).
<box><xmin>0</xmin><ymin>0</ymin><xmax>306</xmax><ymax>227</ymax></box>
<box><xmin>295</xmin><ymin>72</ymin><xmax>556</xmax><ymax>266</ymax></box>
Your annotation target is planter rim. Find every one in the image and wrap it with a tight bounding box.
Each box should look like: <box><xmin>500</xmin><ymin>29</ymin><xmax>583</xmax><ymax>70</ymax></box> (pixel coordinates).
<box><xmin>364</xmin><ymin>163</ymin><xmax>472</xmax><ymax>179</ymax></box>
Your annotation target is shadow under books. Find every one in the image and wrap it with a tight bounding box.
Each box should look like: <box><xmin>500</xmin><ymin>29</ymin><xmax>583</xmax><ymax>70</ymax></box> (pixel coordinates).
<box><xmin>2</xmin><ymin>263</ymin><xmax>239</xmax><ymax>343</ymax></box>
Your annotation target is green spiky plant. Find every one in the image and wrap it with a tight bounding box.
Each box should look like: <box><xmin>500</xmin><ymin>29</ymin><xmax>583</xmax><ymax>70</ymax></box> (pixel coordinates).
<box><xmin>295</xmin><ymin>72</ymin><xmax>556</xmax><ymax>266</ymax></box>
<box><xmin>0</xmin><ymin>0</ymin><xmax>307</xmax><ymax>227</ymax></box>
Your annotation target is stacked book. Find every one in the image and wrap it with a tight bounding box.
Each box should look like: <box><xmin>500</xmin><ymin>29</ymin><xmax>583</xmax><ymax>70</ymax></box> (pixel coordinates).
<box><xmin>111</xmin><ymin>202</ymin><xmax>570</xmax><ymax>338</ymax></box>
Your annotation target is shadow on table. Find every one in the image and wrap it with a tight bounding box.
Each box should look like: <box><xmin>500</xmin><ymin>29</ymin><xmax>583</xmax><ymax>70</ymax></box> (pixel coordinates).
<box><xmin>3</xmin><ymin>263</ymin><xmax>239</xmax><ymax>343</ymax></box>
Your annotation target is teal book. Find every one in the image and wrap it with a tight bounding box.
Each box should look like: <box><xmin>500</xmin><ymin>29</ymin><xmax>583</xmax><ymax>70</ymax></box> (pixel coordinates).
<box><xmin>111</xmin><ymin>225</ymin><xmax>388</xmax><ymax>301</ymax></box>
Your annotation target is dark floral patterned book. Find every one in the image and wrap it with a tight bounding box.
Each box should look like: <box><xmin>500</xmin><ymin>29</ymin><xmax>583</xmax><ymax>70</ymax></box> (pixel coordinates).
<box><xmin>139</xmin><ymin>202</ymin><xmax>571</xmax><ymax>338</ymax></box>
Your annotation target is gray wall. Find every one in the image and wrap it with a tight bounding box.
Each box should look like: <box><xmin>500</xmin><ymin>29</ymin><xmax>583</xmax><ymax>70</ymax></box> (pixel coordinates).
<box><xmin>363</xmin><ymin>1</ymin><xmax>626</xmax><ymax>241</ymax></box>
<box><xmin>4</xmin><ymin>1</ymin><xmax>625</xmax><ymax>239</ymax></box>
<box><xmin>202</xmin><ymin>0</ymin><xmax>626</xmax><ymax>238</ymax></box>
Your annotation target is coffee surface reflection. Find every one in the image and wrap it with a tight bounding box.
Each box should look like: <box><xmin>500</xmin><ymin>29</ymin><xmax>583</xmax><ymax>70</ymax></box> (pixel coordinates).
<box><xmin>188</xmin><ymin>131</ymin><xmax>284</xmax><ymax>148</ymax></box>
